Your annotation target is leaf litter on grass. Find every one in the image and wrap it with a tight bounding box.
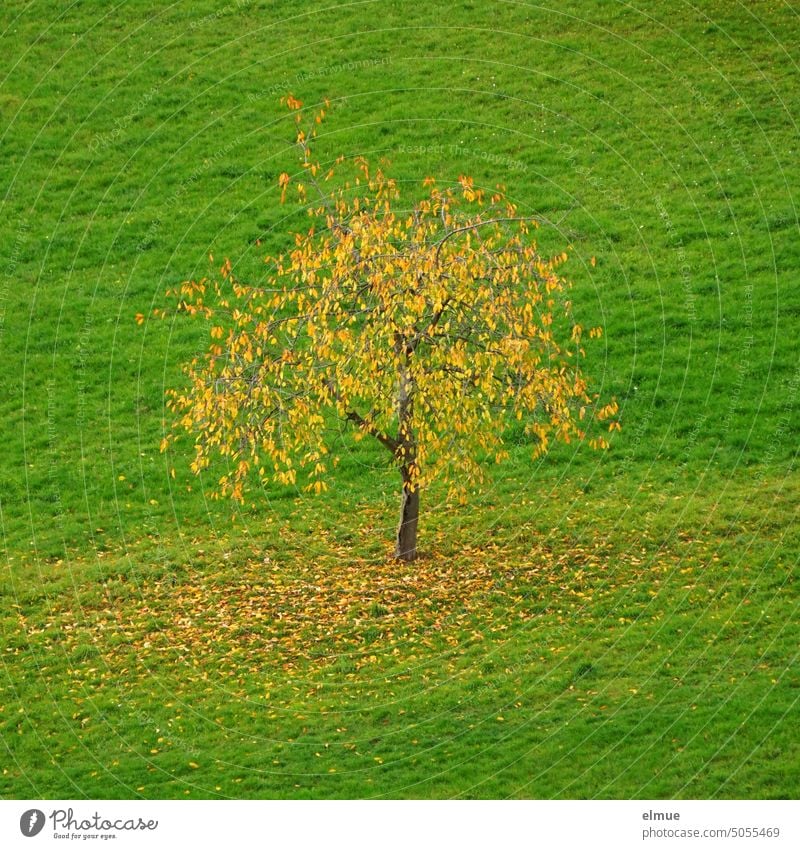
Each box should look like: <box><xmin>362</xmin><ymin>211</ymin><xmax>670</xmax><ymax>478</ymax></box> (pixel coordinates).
<box><xmin>14</xmin><ymin>518</ymin><xmax>720</xmax><ymax>701</ymax></box>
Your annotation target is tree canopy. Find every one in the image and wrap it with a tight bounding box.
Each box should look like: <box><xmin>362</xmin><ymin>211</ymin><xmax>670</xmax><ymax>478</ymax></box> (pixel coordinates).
<box><xmin>163</xmin><ymin>97</ymin><xmax>619</xmax><ymax>559</ymax></box>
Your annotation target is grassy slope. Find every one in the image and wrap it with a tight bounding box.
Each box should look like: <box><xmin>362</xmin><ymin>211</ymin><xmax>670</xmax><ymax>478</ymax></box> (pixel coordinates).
<box><xmin>1</xmin><ymin>0</ymin><xmax>798</xmax><ymax>798</ymax></box>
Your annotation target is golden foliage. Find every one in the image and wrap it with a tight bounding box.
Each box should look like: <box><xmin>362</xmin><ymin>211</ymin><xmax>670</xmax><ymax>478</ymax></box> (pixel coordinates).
<box><xmin>162</xmin><ymin>98</ymin><xmax>618</xmax><ymax>504</ymax></box>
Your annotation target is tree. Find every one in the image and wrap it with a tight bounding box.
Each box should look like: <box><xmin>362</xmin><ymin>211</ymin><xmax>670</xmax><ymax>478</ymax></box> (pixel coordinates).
<box><xmin>163</xmin><ymin>97</ymin><xmax>619</xmax><ymax>561</ymax></box>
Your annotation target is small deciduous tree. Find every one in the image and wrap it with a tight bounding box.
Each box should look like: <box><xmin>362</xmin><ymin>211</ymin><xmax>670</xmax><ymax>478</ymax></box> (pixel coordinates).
<box><xmin>163</xmin><ymin>97</ymin><xmax>619</xmax><ymax>560</ymax></box>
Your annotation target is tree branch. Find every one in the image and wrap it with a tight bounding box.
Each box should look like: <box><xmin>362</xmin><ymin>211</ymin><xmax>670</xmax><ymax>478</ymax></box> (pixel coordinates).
<box><xmin>324</xmin><ymin>377</ymin><xmax>399</xmax><ymax>454</ymax></box>
<box><xmin>433</xmin><ymin>216</ymin><xmax>540</xmax><ymax>266</ymax></box>
<box><xmin>345</xmin><ymin>409</ymin><xmax>399</xmax><ymax>454</ymax></box>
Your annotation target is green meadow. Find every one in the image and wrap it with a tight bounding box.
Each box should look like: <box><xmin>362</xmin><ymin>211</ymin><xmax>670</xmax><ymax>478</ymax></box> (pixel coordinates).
<box><xmin>1</xmin><ymin>0</ymin><xmax>799</xmax><ymax>798</ymax></box>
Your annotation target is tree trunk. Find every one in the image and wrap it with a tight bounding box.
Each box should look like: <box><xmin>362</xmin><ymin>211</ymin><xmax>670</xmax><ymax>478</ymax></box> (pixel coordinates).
<box><xmin>395</xmin><ymin>473</ymin><xmax>419</xmax><ymax>561</ymax></box>
<box><xmin>394</xmin><ymin>336</ymin><xmax>418</xmax><ymax>560</ymax></box>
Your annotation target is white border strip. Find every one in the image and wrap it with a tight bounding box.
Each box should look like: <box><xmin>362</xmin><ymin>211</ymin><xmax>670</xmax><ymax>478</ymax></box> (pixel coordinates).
<box><xmin>2</xmin><ymin>800</ymin><xmax>798</xmax><ymax>848</ymax></box>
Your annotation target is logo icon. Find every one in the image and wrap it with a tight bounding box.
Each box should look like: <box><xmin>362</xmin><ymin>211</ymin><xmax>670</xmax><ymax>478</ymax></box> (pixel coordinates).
<box><xmin>19</xmin><ymin>809</ymin><xmax>46</xmax><ymax>837</ymax></box>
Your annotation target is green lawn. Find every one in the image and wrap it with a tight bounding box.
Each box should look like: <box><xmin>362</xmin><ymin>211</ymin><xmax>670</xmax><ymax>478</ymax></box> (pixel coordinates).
<box><xmin>1</xmin><ymin>0</ymin><xmax>798</xmax><ymax>798</ymax></box>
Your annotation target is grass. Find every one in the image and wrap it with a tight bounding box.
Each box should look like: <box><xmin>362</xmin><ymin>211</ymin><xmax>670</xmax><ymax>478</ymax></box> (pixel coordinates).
<box><xmin>1</xmin><ymin>0</ymin><xmax>799</xmax><ymax>798</ymax></box>
<box><xmin>3</xmin><ymin>474</ymin><xmax>799</xmax><ymax>797</ymax></box>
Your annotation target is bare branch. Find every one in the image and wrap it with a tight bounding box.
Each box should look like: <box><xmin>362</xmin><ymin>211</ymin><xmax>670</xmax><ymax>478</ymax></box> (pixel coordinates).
<box><xmin>433</xmin><ymin>217</ymin><xmax>540</xmax><ymax>266</ymax></box>
<box><xmin>345</xmin><ymin>409</ymin><xmax>399</xmax><ymax>454</ymax></box>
